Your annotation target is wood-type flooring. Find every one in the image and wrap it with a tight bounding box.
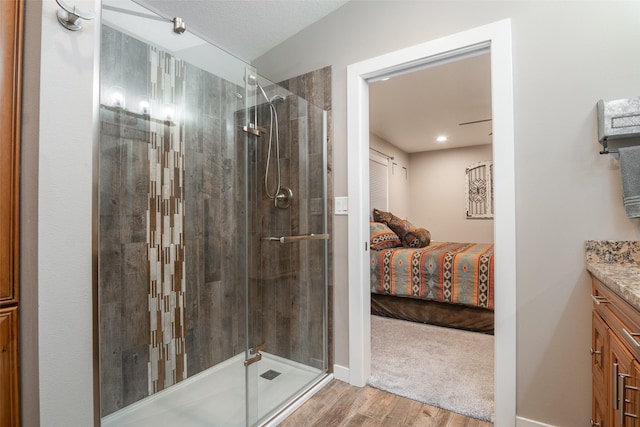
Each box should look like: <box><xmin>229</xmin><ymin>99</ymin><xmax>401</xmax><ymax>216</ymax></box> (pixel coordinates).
<box><xmin>278</xmin><ymin>380</ymin><xmax>493</xmax><ymax>427</ymax></box>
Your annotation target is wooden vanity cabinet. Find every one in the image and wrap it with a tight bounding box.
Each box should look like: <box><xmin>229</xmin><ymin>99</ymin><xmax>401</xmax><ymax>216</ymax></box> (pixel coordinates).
<box><xmin>592</xmin><ymin>277</ymin><xmax>640</xmax><ymax>427</ymax></box>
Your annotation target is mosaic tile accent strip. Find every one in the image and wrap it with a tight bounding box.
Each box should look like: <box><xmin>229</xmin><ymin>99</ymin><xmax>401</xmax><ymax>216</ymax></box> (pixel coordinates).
<box><xmin>147</xmin><ymin>46</ymin><xmax>187</xmax><ymax>394</ymax></box>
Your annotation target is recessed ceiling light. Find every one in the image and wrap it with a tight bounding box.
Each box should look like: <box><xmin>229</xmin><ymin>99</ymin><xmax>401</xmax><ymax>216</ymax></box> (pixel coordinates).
<box><xmin>381</xmin><ymin>77</ymin><xmax>390</xmax><ymax>81</ymax></box>
<box><xmin>436</xmin><ymin>135</ymin><xmax>448</xmax><ymax>143</ymax></box>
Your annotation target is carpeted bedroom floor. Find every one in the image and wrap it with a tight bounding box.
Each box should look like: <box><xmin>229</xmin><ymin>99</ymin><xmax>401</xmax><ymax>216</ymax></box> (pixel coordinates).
<box><xmin>368</xmin><ymin>315</ymin><xmax>495</xmax><ymax>423</ymax></box>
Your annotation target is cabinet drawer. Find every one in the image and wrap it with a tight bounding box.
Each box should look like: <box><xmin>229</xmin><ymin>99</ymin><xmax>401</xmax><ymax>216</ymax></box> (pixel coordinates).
<box><xmin>593</xmin><ymin>278</ymin><xmax>640</xmax><ymax>361</ymax></box>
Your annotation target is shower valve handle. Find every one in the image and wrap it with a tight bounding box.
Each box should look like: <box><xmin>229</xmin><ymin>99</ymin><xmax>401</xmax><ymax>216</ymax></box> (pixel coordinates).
<box><xmin>243</xmin><ymin>123</ymin><xmax>267</xmax><ymax>137</ymax></box>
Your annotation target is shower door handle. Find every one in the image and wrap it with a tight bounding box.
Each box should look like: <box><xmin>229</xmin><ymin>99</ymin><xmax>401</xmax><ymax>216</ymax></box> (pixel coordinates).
<box><xmin>262</xmin><ymin>233</ymin><xmax>330</xmax><ymax>244</ymax></box>
<box><xmin>251</xmin><ymin>342</ymin><xmax>268</xmax><ymax>355</ymax></box>
<box><xmin>244</xmin><ymin>353</ymin><xmax>262</xmax><ymax>367</ymax></box>
<box><xmin>245</xmin><ymin>342</ymin><xmax>268</xmax><ymax>367</ymax></box>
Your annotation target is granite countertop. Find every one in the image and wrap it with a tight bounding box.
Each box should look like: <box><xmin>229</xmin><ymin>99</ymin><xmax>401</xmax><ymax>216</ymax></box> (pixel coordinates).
<box><xmin>586</xmin><ymin>240</ymin><xmax>640</xmax><ymax>311</ymax></box>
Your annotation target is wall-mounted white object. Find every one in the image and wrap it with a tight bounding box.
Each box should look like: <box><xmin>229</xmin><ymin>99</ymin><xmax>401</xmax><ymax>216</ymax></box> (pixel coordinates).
<box><xmin>466</xmin><ymin>160</ymin><xmax>494</xmax><ymax>219</ymax></box>
<box><xmin>335</xmin><ymin>197</ymin><xmax>348</xmax><ymax>215</ymax></box>
<box><xmin>55</xmin><ymin>0</ymin><xmax>95</xmax><ymax>31</ymax></box>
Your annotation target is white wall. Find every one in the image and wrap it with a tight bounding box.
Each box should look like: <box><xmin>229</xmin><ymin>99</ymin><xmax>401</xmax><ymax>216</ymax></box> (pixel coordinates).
<box><xmin>409</xmin><ymin>144</ymin><xmax>494</xmax><ymax>243</ymax></box>
<box><xmin>369</xmin><ymin>133</ymin><xmax>410</xmax><ymax>219</ymax></box>
<box><xmin>254</xmin><ymin>1</ymin><xmax>640</xmax><ymax>425</ymax></box>
<box><xmin>21</xmin><ymin>1</ymin><xmax>99</xmax><ymax>425</ymax></box>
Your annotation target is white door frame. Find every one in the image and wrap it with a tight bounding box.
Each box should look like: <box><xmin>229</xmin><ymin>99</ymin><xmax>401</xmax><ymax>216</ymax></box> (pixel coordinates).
<box><xmin>346</xmin><ymin>19</ymin><xmax>516</xmax><ymax>424</ymax></box>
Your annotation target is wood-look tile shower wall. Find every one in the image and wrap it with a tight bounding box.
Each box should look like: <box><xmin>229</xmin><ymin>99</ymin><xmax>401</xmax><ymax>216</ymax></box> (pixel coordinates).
<box><xmin>249</xmin><ymin>68</ymin><xmax>333</xmax><ymax>369</ymax></box>
<box><xmin>279</xmin><ymin>68</ymin><xmax>333</xmax><ymax>371</ymax></box>
<box><xmin>99</xmin><ymin>26</ymin><xmax>246</xmax><ymax>416</ymax></box>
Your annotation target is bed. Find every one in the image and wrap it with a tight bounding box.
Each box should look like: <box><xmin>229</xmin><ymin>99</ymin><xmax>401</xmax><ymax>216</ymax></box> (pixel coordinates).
<box><xmin>369</xmin><ymin>217</ymin><xmax>495</xmax><ymax>334</ymax></box>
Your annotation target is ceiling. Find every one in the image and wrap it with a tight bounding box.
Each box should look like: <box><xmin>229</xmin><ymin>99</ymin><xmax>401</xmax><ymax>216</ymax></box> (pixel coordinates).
<box><xmin>369</xmin><ymin>52</ymin><xmax>493</xmax><ymax>153</ymax></box>
<box><xmin>118</xmin><ymin>1</ymin><xmax>491</xmax><ymax>155</ymax></box>
<box><xmin>135</xmin><ymin>0</ymin><xmax>349</xmax><ymax>63</ymax></box>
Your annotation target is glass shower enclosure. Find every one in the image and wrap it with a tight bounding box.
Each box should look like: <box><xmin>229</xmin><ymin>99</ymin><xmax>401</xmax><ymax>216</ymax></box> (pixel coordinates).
<box><xmin>97</xmin><ymin>2</ymin><xmax>329</xmax><ymax>426</ymax></box>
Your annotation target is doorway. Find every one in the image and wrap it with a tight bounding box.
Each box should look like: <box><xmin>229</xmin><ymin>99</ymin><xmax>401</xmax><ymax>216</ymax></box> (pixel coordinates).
<box><xmin>346</xmin><ymin>19</ymin><xmax>516</xmax><ymax>425</ymax></box>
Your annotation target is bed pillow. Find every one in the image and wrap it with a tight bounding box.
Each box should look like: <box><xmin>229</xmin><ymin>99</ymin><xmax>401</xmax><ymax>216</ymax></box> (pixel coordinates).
<box><xmin>402</xmin><ymin>227</ymin><xmax>431</xmax><ymax>248</ymax></box>
<box><xmin>370</xmin><ymin>222</ymin><xmax>402</xmax><ymax>250</ymax></box>
<box><xmin>372</xmin><ymin>208</ymin><xmax>413</xmax><ymax>243</ymax></box>
<box><xmin>373</xmin><ymin>208</ymin><xmax>431</xmax><ymax>248</ymax></box>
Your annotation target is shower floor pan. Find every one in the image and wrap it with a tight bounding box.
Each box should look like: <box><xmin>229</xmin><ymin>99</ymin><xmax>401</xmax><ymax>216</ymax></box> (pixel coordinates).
<box><xmin>102</xmin><ymin>352</ymin><xmax>323</xmax><ymax>427</ymax></box>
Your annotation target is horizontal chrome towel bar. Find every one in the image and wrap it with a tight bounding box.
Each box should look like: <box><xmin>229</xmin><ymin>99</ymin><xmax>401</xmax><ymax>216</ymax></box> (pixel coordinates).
<box><xmin>262</xmin><ymin>233</ymin><xmax>330</xmax><ymax>244</ymax></box>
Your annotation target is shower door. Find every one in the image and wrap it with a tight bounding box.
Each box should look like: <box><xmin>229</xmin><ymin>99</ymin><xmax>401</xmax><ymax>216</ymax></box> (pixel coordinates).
<box><xmin>98</xmin><ymin>2</ymin><xmax>328</xmax><ymax>426</ymax></box>
<box><xmin>244</xmin><ymin>77</ymin><xmax>329</xmax><ymax>426</ymax></box>
<box><xmin>99</xmin><ymin>0</ymin><xmax>254</xmax><ymax>424</ymax></box>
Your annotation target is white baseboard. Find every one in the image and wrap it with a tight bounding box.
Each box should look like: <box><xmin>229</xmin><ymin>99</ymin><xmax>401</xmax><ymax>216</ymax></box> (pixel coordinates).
<box><xmin>516</xmin><ymin>416</ymin><xmax>556</xmax><ymax>427</ymax></box>
<box><xmin>332</xmin><ymin>364</ymin><xmax>350</xmax><ymax>382</ymax></box>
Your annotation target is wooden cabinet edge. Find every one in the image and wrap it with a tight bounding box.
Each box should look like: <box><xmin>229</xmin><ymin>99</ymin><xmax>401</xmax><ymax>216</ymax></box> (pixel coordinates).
<box><xmin>0</xmin><ymin>0</ymin><xmax>23</xmax><ymax>306</ymax></box>
<box><xmin>0</xmin><ymin>1</ymin><xmax>24</xmax><ymax>426</ymax></box>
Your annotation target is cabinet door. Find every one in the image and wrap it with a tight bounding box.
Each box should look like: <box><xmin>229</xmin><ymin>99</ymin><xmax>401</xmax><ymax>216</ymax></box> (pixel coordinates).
<box><xmin>595</xmin><ymin>312</ymin><xmax>611</xmax><ymax>426</ymax></box>
<box><xmin>0</xmin><ymin>0</ymin><xmax>22</xmax><ymax>306</ymax></box>
<box><xmin>0</xmin><ymin>306</ymin><xmax>19</xmax><ymax>427</ymax></box>
<box><xmin>628</xmin><ymin>362</ymin><xmax>640</xmax><ymax>427</ymax></box>
<box><xmin>595</xmin><ymin>312</ymin><xmax>610</xmax><ymax>393</ymax></box>
<box><xmin>594</xmin><ymin>385</ymin><xmax>609</xmax><ymax>427</ymax></box>
<box><xmin>610</xmin><ymin>331</ymin><xmax>638</xmax><ymax>427</ymax></box>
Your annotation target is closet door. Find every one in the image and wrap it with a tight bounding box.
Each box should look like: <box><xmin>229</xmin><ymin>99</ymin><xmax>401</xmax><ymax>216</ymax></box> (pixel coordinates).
<box><xmin>369</xmin><ymin>152</ymin><xmax>389</xmax><ymax>213</ymax></box>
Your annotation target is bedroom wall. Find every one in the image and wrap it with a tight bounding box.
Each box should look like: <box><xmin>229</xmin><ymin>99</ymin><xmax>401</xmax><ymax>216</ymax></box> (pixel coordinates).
<box><xmin>409</xmin><ymin>144</ymin><xmax>494</xmax><ymax>243</ymax></box>
<box><xmin>369</xmin><ymin>132</ymin><xmax>410</xmax><ymax>219</ymax></box>
<box><xmin>253</xmin><ymin>1</ymin><xmax>640</xmax><ymax>426</ymax></box>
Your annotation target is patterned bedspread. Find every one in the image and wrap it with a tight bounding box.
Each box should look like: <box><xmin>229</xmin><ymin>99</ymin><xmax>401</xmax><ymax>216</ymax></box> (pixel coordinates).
<box><xmin>370</xmin><ymin>242</ymin><xmax>494</xmax><ymax>309</ymax></box>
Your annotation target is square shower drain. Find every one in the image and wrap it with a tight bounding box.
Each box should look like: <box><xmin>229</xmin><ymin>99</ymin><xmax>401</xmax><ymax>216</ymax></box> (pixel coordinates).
<box><xmin>260</xmin><ymin>369</ymin><xmax>281</xmax><ymax>380</ymax></box>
